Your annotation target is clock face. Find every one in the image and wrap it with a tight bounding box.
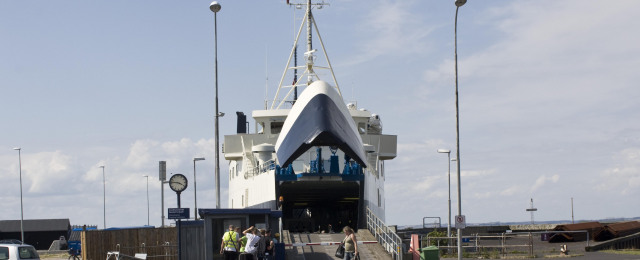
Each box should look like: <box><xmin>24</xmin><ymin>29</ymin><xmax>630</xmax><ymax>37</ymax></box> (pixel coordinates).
<box><xmin>169</xmin><ymin>174</ymin><xmax>188</xmax><ymax>193</ymax></box>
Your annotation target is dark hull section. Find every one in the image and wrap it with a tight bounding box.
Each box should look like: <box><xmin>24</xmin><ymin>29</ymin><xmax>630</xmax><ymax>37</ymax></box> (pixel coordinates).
<box><xmin>275</xmin><ymin>81</ymin><xmax>366</xmax><ymax>168</ymax></box>
<box><xmin>278</xmin><ymin>180</ymin><xmax>364</xmax><ymax>233</ymax></box>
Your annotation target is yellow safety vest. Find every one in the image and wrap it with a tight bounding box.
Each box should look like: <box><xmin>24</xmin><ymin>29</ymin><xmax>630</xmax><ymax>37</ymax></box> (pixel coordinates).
<box><xmin>223</xmin><ymin>231</ymin><xmax>238</xmax><ymax>249</ymax></box>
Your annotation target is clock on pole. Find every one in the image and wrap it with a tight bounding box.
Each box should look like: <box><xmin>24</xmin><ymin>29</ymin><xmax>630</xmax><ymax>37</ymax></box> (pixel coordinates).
<box><xmin>169</xmin><ymin>174</ymin><xmax>188</xmax><ymax>193</ymax></box>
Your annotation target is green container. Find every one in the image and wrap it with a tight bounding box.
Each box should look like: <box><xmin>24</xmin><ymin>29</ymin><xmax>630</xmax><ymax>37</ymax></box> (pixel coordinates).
<box><xmin>420</xmin><ymin>246</ymin><xmax>440</xmax><ymax>260</ymax></box>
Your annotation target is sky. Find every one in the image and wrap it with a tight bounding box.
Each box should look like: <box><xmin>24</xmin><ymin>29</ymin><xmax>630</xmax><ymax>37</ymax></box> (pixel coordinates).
<box><xmin>1</xmin><ymin>0</ymin><xmax>639</xmax><ymax>229</ymax></box>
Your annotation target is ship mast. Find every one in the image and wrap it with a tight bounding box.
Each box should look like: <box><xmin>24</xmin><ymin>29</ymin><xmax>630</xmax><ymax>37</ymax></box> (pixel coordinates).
<box><xmin>271</xmin><ymin>0</ymin><xmax>341</xmax><ymax>110</ymax></box>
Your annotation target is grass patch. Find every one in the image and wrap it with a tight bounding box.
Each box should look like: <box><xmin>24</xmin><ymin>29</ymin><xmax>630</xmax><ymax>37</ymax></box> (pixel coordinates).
<box><xmin>600</xmin><ymin>249</ymin><xmax>640</xmax><ymax>255</ymax></box>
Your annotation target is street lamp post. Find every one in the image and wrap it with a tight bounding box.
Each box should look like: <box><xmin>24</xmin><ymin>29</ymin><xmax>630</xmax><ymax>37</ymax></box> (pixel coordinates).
<box><xmin>437</xmin><ymin>149</ymin><xmax>452</xmax><ymax>239</ymax></box>
<box><xmin>143</xmin><ymin>175</ymin><xmax>150</xmax><ymax>226</ymax></box>
<box><xmin>99</xmin><ymin>165</ymin><xmax>106</xmax><ymax>229</ymax></box>
<box><xmin>193</xmin><ymin>157</ymin><xmax>205</xmax><ymax>220</ymax></box>
<box><xmin>209</xmin><ymin>1</ymin><xmax>222</xmax><ymax>209</ymax></box>
<box><xmin>453</xmin><ymin>0</ymin><xmax>466</xmax><ymax>259</ymax></box>
<box><xmin>13</xmin><ymin>148</ymin><xmax>24</xmax><ymax>244</ymax></box>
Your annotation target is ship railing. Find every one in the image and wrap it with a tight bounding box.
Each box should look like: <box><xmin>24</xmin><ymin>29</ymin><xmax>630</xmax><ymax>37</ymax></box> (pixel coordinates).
<box><xmin>244</xmin><ymin>160</ymin><xmax>274</xmax><ymax>178</ymax></box>
<box><xmin>263</xmin><ymin>99</ymin><xmax>294</xmax><ymax>110</ymax></box>
<box><xmin>366</xmin><ymin>207</ymin><xmax>403</xmax><ymax>260</ymax></box>
<box><xmin>263</xmin><ymin>99</ymin><xmax>361</xmax><ymax>112</ymax></box>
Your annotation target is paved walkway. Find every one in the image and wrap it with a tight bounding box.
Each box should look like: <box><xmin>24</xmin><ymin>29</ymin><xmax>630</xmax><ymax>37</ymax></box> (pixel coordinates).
<box><xmin>440</xmin><ymin>251</ymin><xmax>640</xmax><ymax>259</ymax></box>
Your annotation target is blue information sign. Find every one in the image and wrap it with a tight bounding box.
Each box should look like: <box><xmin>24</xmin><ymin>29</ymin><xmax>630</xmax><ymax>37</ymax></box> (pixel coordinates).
<box><xmin>168</xmin><ymin>208</ymin><xmax>190</xmax><ymax>219</ymax></box>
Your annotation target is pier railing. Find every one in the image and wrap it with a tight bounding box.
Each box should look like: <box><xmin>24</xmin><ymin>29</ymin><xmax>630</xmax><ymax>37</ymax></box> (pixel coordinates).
<box><xmin>366</xmin><ymin>207</ymin><xmax>403</xmax><ymax>260</ymax></box>
<box><xmin>420</xmin><ymin>231</ymin><xmax>590</xmax><ymax>258</ymax></box>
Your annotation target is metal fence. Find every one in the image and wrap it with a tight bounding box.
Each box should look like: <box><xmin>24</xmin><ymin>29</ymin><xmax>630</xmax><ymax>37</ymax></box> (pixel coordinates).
<box><xmin>366</xmin><ymin>207</ymin><xmax>403</xmax><ymax>260</ymax></box>
<box><xmin>420</xmin><ymin>231</ymin><xmax>590</xmax><ymax>258</ymax></box>
<box><xmin>82</xmin><ymin>227</ymin><xmax>177</xmax><ymax>260</ymax></box>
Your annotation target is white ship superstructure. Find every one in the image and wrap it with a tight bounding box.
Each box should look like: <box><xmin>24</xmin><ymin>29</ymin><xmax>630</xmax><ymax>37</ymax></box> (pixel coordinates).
<box><xmin>223</xmin><ymin>0</ymin><xmax>396</xmax><ymax>231</ymax></box>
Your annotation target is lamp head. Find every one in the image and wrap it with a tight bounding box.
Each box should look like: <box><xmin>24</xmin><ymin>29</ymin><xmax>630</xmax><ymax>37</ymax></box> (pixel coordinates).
<box><xmin>210</xmin><ymin>1</ymin><xmax>221</xmax><ymax>13</ymax></box>
<box><xmin>455</xmin><ymin>0</ymin><xmax>466</xmax><ymax>7</ymax></box>
<box><xmin>13</xmin><ymin>147</ymin><xmax>21</xmax><ymax>151</ymax></box>
<box><xmin>194</xmin><ymin>157</ymin><xmax>206</xmax><ymax>161</ymax></box>
<box><xmin>437</xmin><ymin>149</ymin><xmax>451</xmax><ymax>154</ymax></box>
<box><xmin>218</xmin><ymin>112</ymin><xmax>225</xmax><ymax>117</ymax></box>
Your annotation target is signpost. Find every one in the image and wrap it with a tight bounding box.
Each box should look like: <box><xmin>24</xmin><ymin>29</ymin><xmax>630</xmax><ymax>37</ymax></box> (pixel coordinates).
<box><xmin>169</xmin><ymin>174</ymin><xmax>188</xmax><ymax>260</ymax></box>
<box><xmin>168</xmin><ymin>208</ymin><xmax>190</xmax><ymax>220</ymax></box>
<box><xmin>455</xmin><ymin>215</ymin><xmax>466</xmax><ymax>229</ymax></box>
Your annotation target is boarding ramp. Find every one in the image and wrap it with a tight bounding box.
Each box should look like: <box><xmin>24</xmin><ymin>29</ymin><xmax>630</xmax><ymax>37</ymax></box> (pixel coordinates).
<box><xmin>283</xmin><ymin>230</ymin><xmax>391</xmax><ymax>260</ymax></box>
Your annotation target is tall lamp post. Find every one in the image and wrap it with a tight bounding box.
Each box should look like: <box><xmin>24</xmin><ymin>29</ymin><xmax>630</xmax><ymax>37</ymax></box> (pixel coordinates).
<box><xmin>437</xmin><ymin>149</ymin><xmax>452</xmax><ymax>239</ymax></box>
<box><xmin>13</xmin><ymin>148</ymin><xmax>24</xmax><ymax>244</ymax></box>
<box><xmin>193</xmin><ymin>157</ymin><xmax>205</xmax><ymax>219</ymax></box>
<box><xmin>209</xmin><ymin>1</ymin><xmax>222</xmax><ymax>209</ymax></box>
<box><xmin>99</xmin><ymin>165</ymin><xmax>106</xmax><ymax>229</ymax></box>
<box><xmin>453</xmin><ymin>0</ymin><xmax>466</xmax><ymax>259</ymax></box>
<box><xmin>143</xmin><ymin>175</ymin><xmax>150</xmax><ymax>226</ymax></box>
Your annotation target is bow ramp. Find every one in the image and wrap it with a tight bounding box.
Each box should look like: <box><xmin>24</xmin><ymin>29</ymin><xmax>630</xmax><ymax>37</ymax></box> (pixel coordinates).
<box><xmin>275</xmin><ymin>80</ymin><xmax>367</xmax><ymax>168</ymax></box>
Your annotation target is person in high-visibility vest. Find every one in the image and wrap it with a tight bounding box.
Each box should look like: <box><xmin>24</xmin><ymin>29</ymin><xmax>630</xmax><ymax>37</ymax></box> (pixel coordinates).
<box><xmin>220</xmin><ymin>225</ymin><xmax>240</xmax><ymax>260</ymax></box>
<box><xmin>237</xmin><ymin>227</ymin><xmax>247</xmax><ymax>253</ymax></box>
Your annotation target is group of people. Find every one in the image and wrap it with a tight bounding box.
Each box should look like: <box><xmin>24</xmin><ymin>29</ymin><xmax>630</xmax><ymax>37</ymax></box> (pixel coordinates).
<box><xmin>220</xmin><ymin>225</ymin><xmax>277</xmax><ymax>260</ymax></box>
<box><xmin>221</xmin><ymin>225</ymin><xmax>360</xmax><ymax>260</ymax></box>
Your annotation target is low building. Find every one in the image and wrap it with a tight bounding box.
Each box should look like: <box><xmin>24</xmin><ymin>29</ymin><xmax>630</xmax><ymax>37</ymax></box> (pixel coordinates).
<box><xmin>0</xmin><ymin>219</ymin><xmax>70</xmax><ymax>250</ymax></box>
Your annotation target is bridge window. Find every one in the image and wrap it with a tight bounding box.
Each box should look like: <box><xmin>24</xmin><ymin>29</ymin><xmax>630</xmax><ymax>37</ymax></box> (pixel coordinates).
<box><xmin>271</xmin><ymin>121</ymin><xmax>283</xmax><ymax>134</ymax></box>
<box><xmin>358</xmin><ymin>122</ymin><xmax>366</xmax><ymax>134</ymax></box>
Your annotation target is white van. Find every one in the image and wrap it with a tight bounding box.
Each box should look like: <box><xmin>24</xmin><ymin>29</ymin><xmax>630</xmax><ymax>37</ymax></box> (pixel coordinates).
<box><xmin>0</xmin><ymin>243</ymin><xmax>40</xmax><ymax>260</ymax></box>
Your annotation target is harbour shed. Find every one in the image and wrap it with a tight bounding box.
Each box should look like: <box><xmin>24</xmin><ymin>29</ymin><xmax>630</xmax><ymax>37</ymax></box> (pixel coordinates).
<box><xmin>0</xmin><ymin>219</ymin><xmax>70</xmax><ymax>250</ymax></box>
<box><xmin>198</xmin><ymin>208</ymin><xmax>282</xmax><ymax>260</ymax></box>
<box><xmin>549</xmin><ymin>222</ymin><xmax>603</xmax><ymax>243</ymax></box>
<box><xmin>595</xmin><ymin>221</ymin><xmax>640</xmax><ymax>241</ymax></box>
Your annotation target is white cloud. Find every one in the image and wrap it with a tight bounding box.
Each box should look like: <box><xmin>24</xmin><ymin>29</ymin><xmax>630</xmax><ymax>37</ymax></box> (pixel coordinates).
<box><xmin>530</xmin><ymin>174</ymin><xmax>560</xmax><ymax>193</ymax></box>
<box><xmin>126</xmin><ymin>139</ymin><xmax>159</xmax><ymax>169</ymax></box>
<box><xmin>461</xmin><ymin>169</ymin><xmax>494</xmax><ymax>178</ymax></box>
<box><xmin>501</xmin><ymin>185</ymin><xmax>523</xmax><ymax>196</ymax></box>
<box><xmin>0</xmin><ymin>137</ymin><xmax>222</xmax><ymax>227</ymax></box>
<box><xmin>597</xmin><ymin>148</ymin><xmax>640</xmax><ymax>195</ymax></box>
<box><xmin>3</xmin><ymin>0</ymin><xmax>640</xmax><ymax>226</ymax></box>
<box><xmin>346</xmin><ymin>0</ymin><xmax>438</xmax><ymax>66</ymax></box>
<box><xmin>425</xmin><ymin>1</ymin><xmax>640</xmax><ymax>124</ymax></box>
<box><xmin>21</xmin><ymin>151</ymin><xmax>74</xmax><ymax>194</ymax></box>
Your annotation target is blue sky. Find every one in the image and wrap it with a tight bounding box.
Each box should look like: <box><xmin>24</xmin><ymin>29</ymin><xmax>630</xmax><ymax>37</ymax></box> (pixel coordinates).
<box><xmin>1</xmin><ymin>0</ymin><xmax>639</xmax><ymax>228</ymax></box>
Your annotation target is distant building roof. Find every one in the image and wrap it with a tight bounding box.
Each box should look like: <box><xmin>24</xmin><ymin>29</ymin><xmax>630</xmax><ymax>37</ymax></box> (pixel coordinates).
<box><xmin>0</xmin><ymin>219</ymin><xmax>70</xmax><ymax>232</ymax></box>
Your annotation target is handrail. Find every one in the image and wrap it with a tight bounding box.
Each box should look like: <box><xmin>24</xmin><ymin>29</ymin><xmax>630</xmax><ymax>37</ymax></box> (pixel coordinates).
<box><xmin>366</xmin><ymin>207</ymin><xmax>403</xmax><ymax>260</ymax></box>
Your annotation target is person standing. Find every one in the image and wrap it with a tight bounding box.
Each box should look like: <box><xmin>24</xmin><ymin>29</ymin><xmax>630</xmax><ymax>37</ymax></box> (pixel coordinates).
<box><xmin>237</xmin><ymin>227</ymin><xmax>247</xmax><ymax>253</ymax></box>
<box><xmin>264</xmin><ymin>229</ymin><xmax>276</xmax><ymax>260</ymax></box>
<box><xmin>257</xmin><ymin>229</ymin><xmax>267</xmax><ymax>260</ymax></box>
<box><xmin>342</xmin><ymin>226</ymin><xmax>359</xmax><ymax>260</ymax></box>
<box><xmin>243</xmin><ymin>226</ymin><xmax>261</xmax><ymax>260</ymax></box>
<box><xmin>220</xmin><ymin>225</ymin><xmax>239</xmax><ymax>260</ymax></box>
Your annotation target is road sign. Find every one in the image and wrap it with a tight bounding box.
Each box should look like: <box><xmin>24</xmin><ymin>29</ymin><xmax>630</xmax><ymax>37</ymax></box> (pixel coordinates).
<box><xmin>168</xmin><ymin>208</ymin><xmax>190</xmax><ymax>219</ymax></box>
<box><xmin>455</xmin><ymin>215</ymin><xmax>466</xmax><ymax>229</ymax></box>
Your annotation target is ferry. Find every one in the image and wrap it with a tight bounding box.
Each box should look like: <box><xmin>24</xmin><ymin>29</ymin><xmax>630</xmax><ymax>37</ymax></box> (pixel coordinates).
<box><xmin>222</xmin><ymin>0</ymin><xmax>397</xmax><ymax>232</ymax></box>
